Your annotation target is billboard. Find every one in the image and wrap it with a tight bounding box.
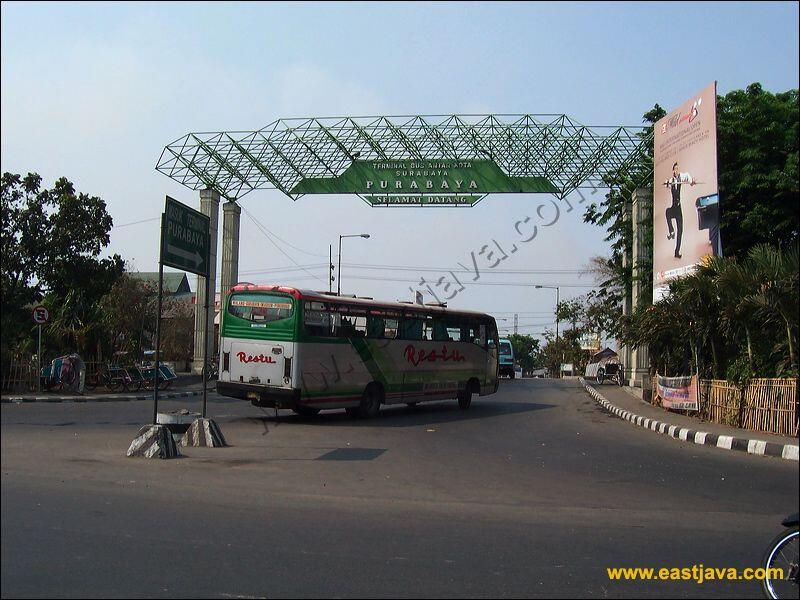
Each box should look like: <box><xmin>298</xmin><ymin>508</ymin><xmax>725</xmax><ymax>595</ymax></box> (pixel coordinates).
<box><xmin>653</xmin><ymin>82</ymin><xmax>720</xmax><ymax>302</ymax></box>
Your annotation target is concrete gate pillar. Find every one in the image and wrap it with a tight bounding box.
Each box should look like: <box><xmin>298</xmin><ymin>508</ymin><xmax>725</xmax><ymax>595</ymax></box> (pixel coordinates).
<box><xmin>629</xmin><ymin>188</ymin><xmax>652</xmax><ymax>395</ymax></box>
<box><xmin>620</xmin><ymin>197</ymin><xmax>634</xmax><ymax>385</ymax></box>
<box><xmin>192</xmin><ymin>189</ymin><xmax>220</xmax><ymax>375</ymax></box>
<box><xmin>220</xmin><ymin>201</ymin><xmax>241</xmax><ymax>300</ymax></box>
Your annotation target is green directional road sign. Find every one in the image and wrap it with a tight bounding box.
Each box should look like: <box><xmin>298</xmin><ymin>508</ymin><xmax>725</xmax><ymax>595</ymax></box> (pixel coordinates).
<box><xmin>161</xmin><ymin>196</ymin><xmax>210</xmax><ymax>277</ymax></box>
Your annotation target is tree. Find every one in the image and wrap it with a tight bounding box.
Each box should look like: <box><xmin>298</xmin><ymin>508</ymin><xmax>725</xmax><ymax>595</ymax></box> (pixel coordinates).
<box><xmin>160</xmin><ymin>298</ymin><xmax>195</xmax><ymax>363</ymax></box>
<box><xmin>620</xmin><ymin>244</ymin><xmax>798</xmax><ymax>379</ymax></box>
<box><xmin>506</xmin><ymin>334</ymin><xmax>540</xmax><ymax>374</ymax></box>
<box><xmin>540</xmin><ymin>328</ymin><xmax>584</xmax><ymax>377</ymax></box>
<box><xmin>100</xmin><ymin>274</ymin><xmax>158</xmax><ymax>361</ymax></box>
<box><xmin>583</xmin><ymin>105</ymin><xmax>665</xmax><ymax>315</ymax></box>
<box><xmin>1</xmin><ymin>172</ymin><xmax>123</xmax><ymax>360</ymax></box>
<box><xmin>746</xmin><ymin>244</ymin><xmax>799</xmax><ymax>371</ymax></box>
<box><xmin>717</xmin><ymin>84</ymin><xmax>799</xmax><ymax>257</ymax></box>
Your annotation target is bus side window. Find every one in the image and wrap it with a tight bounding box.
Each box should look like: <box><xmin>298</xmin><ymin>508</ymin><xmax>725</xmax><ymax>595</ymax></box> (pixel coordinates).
<box><xmin>399</xmin><ymin>316</ymin><xmax>423</xmax><ymax>340</ymax></box>
<box><xmin>487</xmin><ymin>321</ymin><xmax>499</xmax><ymax>349</ymax></box>
<box><xmin>432</xmin><ymin>319</ymin><xmax>451</xmax><ymax>341</ymax></box>
<box><xmin>461</xmin><ymin>323</ymin><xmax>480</xmax><ymax>344</ymax></box>
<box><xmin>353</xmin><ymin>316</ymin><xmax>367</xmax><ymax>337</ymax></box>
<box><xmin>366</xmin><ymin>316</ymin><xmax>384</xmax><ymax>338</ymax></box>
<box><xmin>384</xmin><ymin>318</ymin><xmax>398</xmax><ymax>339</ymax></box>
<box><xmin>422</xmin><ymin>317</ymin><xmax>435</xmax><ymax>341</ymax></box>
<box><xmin>478</xmin><ymin>324</ymin><xmax>487</xmax><ymax>347</ymax></box>
<box><xmin>304</xmin><ymin>310</ymin><xmax>332</xmax><ymax>337</ymax></box>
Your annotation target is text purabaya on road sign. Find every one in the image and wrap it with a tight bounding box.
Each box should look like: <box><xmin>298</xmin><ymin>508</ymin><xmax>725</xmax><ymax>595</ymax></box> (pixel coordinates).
<box><xmin>162</xmin><ymin>196</ymin><xmax>210</xmax><ymax>277</ymax></box>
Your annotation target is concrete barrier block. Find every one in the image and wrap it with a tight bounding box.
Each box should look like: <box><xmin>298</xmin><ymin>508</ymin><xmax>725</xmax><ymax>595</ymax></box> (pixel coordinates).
<box><xmin>126</xmin><ymin>424</ymin><xmax>179</xmax><ymax>459</ymax></box>
<box><xmin>180</xmin><ymin>418</ymin><xmax>227</xmax><ymax>447</ymax></box>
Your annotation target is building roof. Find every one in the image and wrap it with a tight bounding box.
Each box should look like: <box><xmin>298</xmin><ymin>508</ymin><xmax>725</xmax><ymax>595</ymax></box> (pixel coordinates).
<box><xmin>590</xmin><ymin>347</ymin><xmax>619</xmax><ymax>363</ymax></box>
<box><xmin>130</xmin><ymin>272</ymin><xmax>191</xmax><ymax>295</ymax></box>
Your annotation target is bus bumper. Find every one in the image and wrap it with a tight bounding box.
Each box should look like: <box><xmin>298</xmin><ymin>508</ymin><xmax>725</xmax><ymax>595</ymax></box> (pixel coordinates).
<box><xmin>217</xmin><ymin>381</ymin><xmax>300</xmax><ymax>409</ymax></box>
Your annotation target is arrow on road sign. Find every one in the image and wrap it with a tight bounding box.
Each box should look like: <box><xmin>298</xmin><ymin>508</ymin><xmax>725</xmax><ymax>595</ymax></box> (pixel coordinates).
<box><xmin>165</xmin><ymin>243</ymin><xmax>204</xmax><ymax>268</ymax></box>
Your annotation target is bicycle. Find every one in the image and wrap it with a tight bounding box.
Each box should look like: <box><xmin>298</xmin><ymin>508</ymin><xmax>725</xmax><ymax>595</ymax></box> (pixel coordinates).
<box><xmin>761</xmin><ymin>513</ymin><xmax>799</xmax><ymax>599</ymax></box>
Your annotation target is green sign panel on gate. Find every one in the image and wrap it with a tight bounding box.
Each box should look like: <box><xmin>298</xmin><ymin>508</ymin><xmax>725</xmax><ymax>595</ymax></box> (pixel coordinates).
<box><xmin>161</xmin><ymin>196</ymin><xmax>210</xmax><ymax>277</ymax></box>
<box><xmin>288</xmin><ymin>159</ymin><xmax>559</xmax><ymax>206</ymax></box>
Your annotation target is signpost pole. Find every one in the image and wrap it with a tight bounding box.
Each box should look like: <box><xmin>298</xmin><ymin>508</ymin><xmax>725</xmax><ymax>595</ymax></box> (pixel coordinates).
<box><xmin>202</xmin><ymin>272</ymin><xmax>210</xmax><ymax>418</ymax></box>
<box><xmin>37</xmin><ymin>324</ymin><xmax>42</xmax><ymax>393</ymax></box>
<box><xmin>152</xmin><ymin>214</ymin><xmax>165</xmax><ymax>425</ymax></box>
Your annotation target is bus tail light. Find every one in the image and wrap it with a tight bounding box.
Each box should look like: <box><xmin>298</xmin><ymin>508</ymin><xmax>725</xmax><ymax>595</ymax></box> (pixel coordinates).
<box><xmin>223</xmin><ymin>351</ymin><xmax>230</xmax><ymax>373</ymax></box>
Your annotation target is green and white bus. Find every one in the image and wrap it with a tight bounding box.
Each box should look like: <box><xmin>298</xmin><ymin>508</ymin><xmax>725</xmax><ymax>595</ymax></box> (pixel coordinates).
<box><xmin>216</xmin><ymin>284</ymin><xmax>500</xmax><ymax>417</ymax></box>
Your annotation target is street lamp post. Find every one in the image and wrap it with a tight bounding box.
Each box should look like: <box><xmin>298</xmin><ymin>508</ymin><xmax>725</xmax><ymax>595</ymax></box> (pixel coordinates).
<box><xmin>338</xmin><ymin>233</ymin><xmax>370</xmax><ymax>295</ymax></box>
<box><xmin>534</xmin><ymin>284</ymin><xmax>560</xmax><ymax>376</ymax></box>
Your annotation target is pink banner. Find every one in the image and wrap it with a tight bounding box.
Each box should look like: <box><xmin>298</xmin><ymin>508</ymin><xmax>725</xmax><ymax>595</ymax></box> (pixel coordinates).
<box><xmin>657</xmin><ymin>374</ymin><xmax>699</xmax><ymax>411</ymax></box>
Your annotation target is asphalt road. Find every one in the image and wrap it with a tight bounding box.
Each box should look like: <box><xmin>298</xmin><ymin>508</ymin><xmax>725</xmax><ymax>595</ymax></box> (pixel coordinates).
<box><xmin>2</xmin><ymin>379</ymin><xmax>798</xmax><ymax>598</ymax></box>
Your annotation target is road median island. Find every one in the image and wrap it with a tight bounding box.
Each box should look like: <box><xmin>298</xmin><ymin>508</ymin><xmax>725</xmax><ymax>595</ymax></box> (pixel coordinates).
<box><xmin>579</xmin><ymin>377</ymin><xmax>799</xmax><ymax>462</ymax></box>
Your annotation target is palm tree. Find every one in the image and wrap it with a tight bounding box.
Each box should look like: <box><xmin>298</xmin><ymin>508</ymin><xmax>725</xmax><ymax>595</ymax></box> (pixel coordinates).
<box><xmin>710</xmin><ymin>256</ymin><xmax>758</xmax><ymax>367</ymax></box>
<box><xmin>48</xmin><ymin>289</ymin><xmax>102</xmax><ymax>356</ymax></box>
<box><xmin>746</xmin><ymin>244</ymin><xmax>799</xmax><ymax>371</ymax></box>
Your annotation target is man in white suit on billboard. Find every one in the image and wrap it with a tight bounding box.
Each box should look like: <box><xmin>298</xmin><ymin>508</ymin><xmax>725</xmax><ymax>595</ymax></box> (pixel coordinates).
<box><xmin>664</xmin><ymin>161</ymin><xmax>696</xmax><ymax>259</ymax></box>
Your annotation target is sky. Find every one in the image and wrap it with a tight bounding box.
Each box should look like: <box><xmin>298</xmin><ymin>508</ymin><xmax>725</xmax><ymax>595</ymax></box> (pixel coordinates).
<box><xmin>2</xmin><ymin>1</ymin><xmax>798</xmax><ymax>342</ymax></box>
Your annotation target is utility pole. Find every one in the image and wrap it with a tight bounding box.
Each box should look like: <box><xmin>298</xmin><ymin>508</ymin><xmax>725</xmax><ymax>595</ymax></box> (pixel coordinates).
<box><xmin>329</xmin><ymin>245</ymin><xmax>334</xmax><ymax>293</ymax></box>
<box><xmin>513</xmin><ymin>313</ymin><xmax>518</xmax><ymax>335</ymax></box>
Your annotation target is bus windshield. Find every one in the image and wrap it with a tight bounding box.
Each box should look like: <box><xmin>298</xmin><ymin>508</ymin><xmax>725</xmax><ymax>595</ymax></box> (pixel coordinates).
<box><xmin>499</xmin><ymin>342</ymin><xmax>512</xmax><ymax>356</ymax></box>
<box><xmin>228</xmin><ymin>293</ymin><xmax>294</xmax><ymax>324</ymax></box>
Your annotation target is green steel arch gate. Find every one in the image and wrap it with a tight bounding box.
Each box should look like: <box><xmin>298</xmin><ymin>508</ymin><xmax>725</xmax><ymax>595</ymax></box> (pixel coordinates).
<box><xmin>156</xmin><ymin>114</ymin><xmax>653</xmax><ymax>206</ymax></box>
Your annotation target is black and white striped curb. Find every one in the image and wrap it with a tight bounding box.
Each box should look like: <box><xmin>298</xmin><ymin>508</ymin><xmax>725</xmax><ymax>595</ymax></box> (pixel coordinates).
<box><xmin>1</xmin><ymin>390</ymin><xmax>203</xmax><ymax>404</ymax></box>
<box><xmin>579</xmin><ymin>378</ymin><xmax>799</xmax><ymax>462</ymax></box>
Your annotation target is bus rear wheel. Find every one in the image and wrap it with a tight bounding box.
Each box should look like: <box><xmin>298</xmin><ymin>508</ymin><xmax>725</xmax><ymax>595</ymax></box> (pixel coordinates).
<box><xmin>356</xmin><ymin>385</ymin><xmax>382</xmax><ymax>419</ymax></box>
<box><xmin>457</xmin><ymin>384</ymin><xmax>476</xmax><ymax>410</ymax></box>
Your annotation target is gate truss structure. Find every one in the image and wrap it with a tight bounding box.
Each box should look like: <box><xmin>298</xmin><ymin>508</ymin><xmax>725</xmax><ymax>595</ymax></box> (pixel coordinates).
<box><xmin>156</xmin><ymin>114</ymin><xmax>652</xmax><ymax>202</ymax></box>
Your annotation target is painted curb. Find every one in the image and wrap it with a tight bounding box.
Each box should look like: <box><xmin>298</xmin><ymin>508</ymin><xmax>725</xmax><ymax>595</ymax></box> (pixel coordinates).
<box><xmin>1</xmin><ymin>390</ymin><xmax>203</xmax><ymax>404</ymax></box>
<box><xmin>579</xmin><ymin>378</ymin><xmax>799</xmax><ymax>462</ymax></box>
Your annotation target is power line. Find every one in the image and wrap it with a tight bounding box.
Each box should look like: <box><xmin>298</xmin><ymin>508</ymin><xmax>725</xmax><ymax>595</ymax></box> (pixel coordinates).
<box><xmin>245</xmin><ymin>273</ymin><xmax>595</xmax><ymax>289</ymax></box>
<box><xmin>241</xmin><ymin>208</ymin><xmax>325</xmax><ymax>285</ymax></box>
<box><xmin>239</xmin><ymin>209</ymin><xmax>327</xmax><ymax>258</ymax></box>
<box><xmin>238</xmin><ymin>262</ymin><xmax>588</xmax><ymax>276</ymax></box>
<box><xmin>114</xmin><ymin>216</ymin><xmax>161</xmax><ymax>228</ymax></box>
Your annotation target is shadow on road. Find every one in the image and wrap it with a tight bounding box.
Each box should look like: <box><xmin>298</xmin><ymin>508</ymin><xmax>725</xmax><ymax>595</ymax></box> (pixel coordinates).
<box><xmin>240</xmin><ymin>399</ymin><xmax>556</xmax><ymax>429</ymax></box>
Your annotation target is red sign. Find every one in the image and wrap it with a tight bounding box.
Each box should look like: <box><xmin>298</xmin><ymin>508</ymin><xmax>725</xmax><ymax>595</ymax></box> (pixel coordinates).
<box><xmin>32</xmin><ymin>304</ymin><xmax>50</xmax><ymax>324</ymax></box>
<box><xmin>236</xmin><ymin>352</ymin><xmax>276</xmax><ymax>364</ymax></box>
<box><xmin>404</xmin><ymin>344</ymin><xmax>466</xmax><ymax>367</ymax></box>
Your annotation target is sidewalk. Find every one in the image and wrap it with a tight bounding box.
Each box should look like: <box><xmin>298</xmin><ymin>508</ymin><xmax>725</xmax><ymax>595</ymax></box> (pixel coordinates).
<box><xmin>1</xmin><ymin>378</ymin><xmax>213</xmax><ymax>404</ymax></box>
<box><xmin>580</xmin><ymin>378</ymin><xmax>799</xmax><ymax>461</ymax></box>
